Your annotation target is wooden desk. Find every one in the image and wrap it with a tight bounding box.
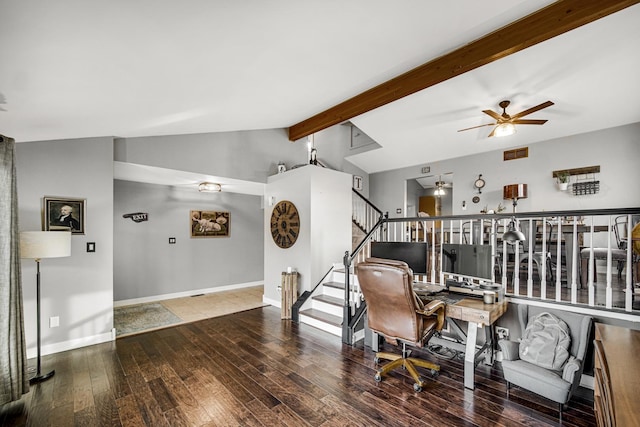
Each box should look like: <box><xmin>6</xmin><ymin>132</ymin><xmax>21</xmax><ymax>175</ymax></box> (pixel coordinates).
<box><xmin>593</xmin><ymin>323</ymin><xmax>640</xmax><ymax>426</ymax></box>
<box><xmin>420</xmin><ymin>292</ymin><xmax>508</xmax><ymax>390</ymax></box>
<box><xmin>446</xmin><ymin>298</ymin><xmax>507</xmax><ymax>389</ymax></box>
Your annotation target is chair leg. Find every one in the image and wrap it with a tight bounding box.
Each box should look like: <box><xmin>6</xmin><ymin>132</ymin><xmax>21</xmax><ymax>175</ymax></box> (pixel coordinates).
<box><xmin>373</xmin><ymin>348</ymin><xmax>440</xmax><ymax>392</ymax></box>
<box><xmin>558</xmin><ymin>403</ymin><xmax>563</xmax><ymax>423</ymax></box>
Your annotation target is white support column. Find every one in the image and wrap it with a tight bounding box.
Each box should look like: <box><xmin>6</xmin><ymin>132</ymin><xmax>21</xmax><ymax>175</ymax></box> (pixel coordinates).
<box><xmin>571</xmin><ymin>222</ymin><xmax>578</xmax><ymax>304</ymax></box>
<box><xmin>556</xmin><ymin>219</ymin><xmax>562</xmax><ymax>302</ymax></box>
<box><xmin>588</xmin><ymin>219</ymin><xmax>596</xmax><ymax>307</ymax></box>
<box><xmin>527</xmin><ymin>219</ymin><xmax>534</xmax><ymax>297</ymax></box>
<box><xmin>541</xmin><ymin>219</ymin><xmax>547</xmax><ymax>300</ymax></box>
<box><xmin>606</xmin><ymin>216</ymin><xmax>613</xmax><ymax>309</ymax></box>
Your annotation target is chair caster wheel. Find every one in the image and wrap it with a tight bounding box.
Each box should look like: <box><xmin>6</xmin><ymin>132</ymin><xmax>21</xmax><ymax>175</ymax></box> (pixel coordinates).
<box><xmin>374</xmin><ymin>373</ymin><xmax>382</xmax><ymax>383</ymax></box>
<box><xmin>431</xmin><ymin>369</ymin><xmax>439</xmax><ymax>378</ymax></box>
<box><xmin>413</xmin><ymin>383</ymin><xmax>423</xmax><ymax>392</ymax></box>
<box><xmin>374</xmin><ymin>357</ymin><xmax>380</xmax><ymax>364</ymax></box>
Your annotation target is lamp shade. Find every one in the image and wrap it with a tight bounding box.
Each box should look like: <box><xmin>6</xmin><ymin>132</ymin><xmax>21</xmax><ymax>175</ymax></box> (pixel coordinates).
<box><xmin>502</xmin><ymin>219</ymin><xmax>526</xmax><ymax>244</ymax></box>
<box><xmin>494</xmin><ymin>123</ymin><xmax>516</xmax><ymax>137</ymax></box>
<box><xmin>503</xmin><ymin>184</ymin><xmax>528</xmax><ymax>200</ymax></box>
<box><xmin>20</xmin><ymin>231</ymin><xmax>71</xmax><ymax>259</ymax></box>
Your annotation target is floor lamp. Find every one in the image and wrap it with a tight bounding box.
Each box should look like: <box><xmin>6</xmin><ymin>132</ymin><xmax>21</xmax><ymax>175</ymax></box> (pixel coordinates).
<box><xmin>20</xmin><ymin>231</ymin><xmax>71</xmax><ymax>384</ymax></box>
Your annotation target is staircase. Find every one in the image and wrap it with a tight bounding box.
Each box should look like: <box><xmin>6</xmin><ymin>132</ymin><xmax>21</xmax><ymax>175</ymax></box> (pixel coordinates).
<box><xmin>296</xmin><ymin>190</ymin><xmax>382</xmax><ymax>342</ymax></box>
<box><xmin>298</xmin><ymin>266</ymin><xmax>365</xmax><ymax>342</ymax></box>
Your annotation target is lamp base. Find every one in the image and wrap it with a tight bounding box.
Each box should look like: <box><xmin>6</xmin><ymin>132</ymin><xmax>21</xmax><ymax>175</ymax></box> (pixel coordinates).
<box><xmin>29</xmin><ymin>369</ymin><xmax>55</xmax><ymax>384</ymax></box>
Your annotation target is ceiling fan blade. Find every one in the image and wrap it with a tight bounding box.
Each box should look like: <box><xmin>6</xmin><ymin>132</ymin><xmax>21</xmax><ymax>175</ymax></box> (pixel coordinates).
<box><xmin>511</xmin><ymin>119</ymin><xmax>548</xmax><ymax>125</ymax></box>
<box><xmin>511</xmin><ymin>101</ymin><xmax>554</xmax><ymax>119</ymax></box>
<box><xmin>482</xmin><ymin>109</ymin><xmax>503</xmax><ymax>121</ymax></box>
<box><xmin>457</xmin><ymin>123</ymin><xmax>496</xmax><ymax>132</ymax></box>
<box><xmin>487</xmin><ymin>126</ymin><xmax>497</xmax><ymax>138</ymax></box>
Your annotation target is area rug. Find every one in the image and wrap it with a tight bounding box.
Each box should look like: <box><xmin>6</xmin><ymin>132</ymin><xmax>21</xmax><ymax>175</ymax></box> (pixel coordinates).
<box><xmin>114</xmin><ymin>303</ymin><xmax>182</xmax><ymax>337</ymax></box>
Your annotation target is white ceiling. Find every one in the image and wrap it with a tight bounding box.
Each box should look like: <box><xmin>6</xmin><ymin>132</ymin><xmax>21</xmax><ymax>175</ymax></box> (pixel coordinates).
<box><xmin>2</xmin><ymin>1</ymin><xmax>639</xmax><ymax>185</ymax></box>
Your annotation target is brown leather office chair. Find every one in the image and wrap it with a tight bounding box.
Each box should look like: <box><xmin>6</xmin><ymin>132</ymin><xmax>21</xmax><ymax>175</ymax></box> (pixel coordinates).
<box><xmin>357</xmin><ymin>257</ymin><xmax>446</xmax><ymax>392</ymax></box>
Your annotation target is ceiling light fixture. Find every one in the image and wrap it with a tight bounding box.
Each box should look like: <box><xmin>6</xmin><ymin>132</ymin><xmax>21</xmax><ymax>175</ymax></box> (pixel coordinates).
<box><xmin>494</xmin><ymin>122</ymin><xmax>516</xmax><ymax>137</ymax></box>
<box><xmin>434</xmin><ymin>178</ymin><xmax>446</xmax><ymax>196</ymax></box>
<box><xmin>198</xmin><ymin>182</ymin><xmax>222</xmax><ymax>193</ymax></box>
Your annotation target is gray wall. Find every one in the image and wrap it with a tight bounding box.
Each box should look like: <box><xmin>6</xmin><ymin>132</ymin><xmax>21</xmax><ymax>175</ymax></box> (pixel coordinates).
<box><xmin>370</xmin><ymin>123</ymin><xmax>640</xmax><ymax>216</ymax></box>
<box><xmin>16</xmin><ymin>137</ymin><xmax>114</xmax><ymax>356</ymax></box>
<box><xmin>114</xmin><ymin>126</ymin><xmax>371</xmax><ymax>188</ymax></box>
<box><xmin>114</xmin><ymin>180</ymin><xmax>264</xmax><ymax>301</ymax></box>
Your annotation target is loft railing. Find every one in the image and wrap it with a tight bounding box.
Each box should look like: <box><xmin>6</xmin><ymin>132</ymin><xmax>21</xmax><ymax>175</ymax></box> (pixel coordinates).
<box><xmin>352</xmin><ymin>189</ymin><xmax>383</xmax><ymax>235</ymax></box>
<box><xmin>342</xmin><ymin>207</ymin><xmax>640</xmax><ymax>344</ymax></box>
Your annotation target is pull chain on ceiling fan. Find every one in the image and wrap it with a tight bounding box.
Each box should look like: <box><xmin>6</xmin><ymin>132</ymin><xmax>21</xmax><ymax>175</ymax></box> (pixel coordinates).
<box><xmin>458</xmin><ymin>100</ymin><xmax>554</xmax><ymax>137</ymax></box>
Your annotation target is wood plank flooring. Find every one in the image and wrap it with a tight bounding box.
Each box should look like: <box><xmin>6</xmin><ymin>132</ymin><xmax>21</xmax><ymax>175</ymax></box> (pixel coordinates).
<box><xmin>0</xmin><ymin>306</ymin><xmax>596</xmax><ymax>426</ymax></box>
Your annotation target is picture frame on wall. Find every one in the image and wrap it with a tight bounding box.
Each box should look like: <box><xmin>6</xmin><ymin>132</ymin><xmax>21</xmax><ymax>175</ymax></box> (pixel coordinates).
<box><xmin>191</xmin><ymin>210</ymin><xmax>230</xmax><ymax>238</ymax></box>
<box><xmin>43</xmin><ymin>196</ymin><xmax>86</xmax><ymax>235</ymax></box>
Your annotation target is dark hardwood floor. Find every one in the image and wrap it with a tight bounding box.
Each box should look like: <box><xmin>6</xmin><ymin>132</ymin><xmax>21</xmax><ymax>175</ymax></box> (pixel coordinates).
<box><xmin>1</xmin><ymin>306</ymin><xmax>595</xmax><ymax>426</ymax></box>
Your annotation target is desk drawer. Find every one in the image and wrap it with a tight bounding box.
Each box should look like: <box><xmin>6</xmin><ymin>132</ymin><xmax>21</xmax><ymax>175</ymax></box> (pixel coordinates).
<box><xmin>461</xmin><ymin>308</ymin><xmax>490</xmax><ymax>324</ymax></box>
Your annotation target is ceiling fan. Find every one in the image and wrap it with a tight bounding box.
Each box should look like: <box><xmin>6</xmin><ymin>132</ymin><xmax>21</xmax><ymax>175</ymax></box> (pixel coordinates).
<box><xmin>458</xmin><ymin>100</ymin><xmax>554</xmax><ymax>137</ymax></box>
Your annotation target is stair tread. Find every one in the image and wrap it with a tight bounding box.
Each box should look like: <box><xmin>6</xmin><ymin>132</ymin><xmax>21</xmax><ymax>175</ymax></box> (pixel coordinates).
<box><xmin>299</xmin><ymin>309</ymin><xmax>342</xmax><ymax>327</ymax></box>
<box><xmin>312</xmin><ymin>294</ymin><xmax>343</xmax><ymax>306</ymax></box>
<box><xmin>323</xmin><ymin>281</ymin><xmax>356</xmax><ymax>290</ymax></box>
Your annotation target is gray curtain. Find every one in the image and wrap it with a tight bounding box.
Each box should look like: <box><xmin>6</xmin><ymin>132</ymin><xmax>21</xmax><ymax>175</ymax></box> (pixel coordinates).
<box><xmin>0</xmin><ymin>134</ymin><xmax>29</xmax><ymax>404</ymax></box>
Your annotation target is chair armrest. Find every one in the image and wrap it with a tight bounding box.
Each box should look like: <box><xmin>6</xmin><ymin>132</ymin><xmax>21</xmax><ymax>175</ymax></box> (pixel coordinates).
<box><xmin>417</xmin><ymin>300</ymin><xmax>446</xmax><ymax>330</ymax></box>
<box><xmin>498</xmin><ymin>340</ymin><xmax>520</xmax><ymax>361</ymax></box>
<box><xmin>562</xmin><ymin>356</ymin><xmax>581</xmax><ymax>382</ymax></box>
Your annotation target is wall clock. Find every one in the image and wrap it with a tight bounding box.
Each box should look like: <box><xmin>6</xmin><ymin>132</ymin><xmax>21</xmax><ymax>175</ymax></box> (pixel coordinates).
<box><xmin>474</xmin><ymin>174</ymin><xmax>486</xmax><ymax>194</ymax></box>
<box><xmin>270</xmin><ymin>200</ymin><xmax>300</xmax><ymax>248</ymax></box>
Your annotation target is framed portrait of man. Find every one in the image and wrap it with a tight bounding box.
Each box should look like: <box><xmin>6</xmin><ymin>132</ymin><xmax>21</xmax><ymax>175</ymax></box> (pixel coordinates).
<box><xmin>43</xmin><ymin>196</ymin><xmax>86</xmax><ymax>235</ymax></box>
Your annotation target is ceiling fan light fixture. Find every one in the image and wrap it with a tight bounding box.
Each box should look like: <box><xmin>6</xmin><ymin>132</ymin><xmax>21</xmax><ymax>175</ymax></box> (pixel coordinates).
<box><xmin>198</xmin><ymin>182</ymin><xmax>222</xmax><ymax>193</ymax></box>
<box><xmin>434</xmin><ymin>180</ymin><xmax>446</xmax><ymax>196</ymax></box>
<box><xmin>494</xmin><ymin>122</ymin><xmax>516</xmax><ymax>137</ymax></box>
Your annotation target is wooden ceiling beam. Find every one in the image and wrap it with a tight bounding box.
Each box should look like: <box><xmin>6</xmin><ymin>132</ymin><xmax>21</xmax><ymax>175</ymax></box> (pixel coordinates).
<box><xmin>288</xmin><ymin>0</ymin><xmax>640</xmax><ymax>141</ymax></box>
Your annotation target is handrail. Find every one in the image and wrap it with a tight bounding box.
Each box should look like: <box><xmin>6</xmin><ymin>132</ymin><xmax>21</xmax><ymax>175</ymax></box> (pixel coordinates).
<box><xmin>291</xmin><ymin>264</ymin><xmax>335</xmax><ymax>323</ymax></box>
<box><xmin>342</xmin><ymin>213</ymin><xmax>387</xmax><ymax>343</ymax></box>
<box><xmin>352</xmin><ymin>188</ymin><xmax>383</xmax><ymax>216</ymax></box>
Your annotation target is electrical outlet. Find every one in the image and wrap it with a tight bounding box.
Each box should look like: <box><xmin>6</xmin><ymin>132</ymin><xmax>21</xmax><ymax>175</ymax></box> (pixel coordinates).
<box><xmin>49</xmin><ymin>316</ymin><xmax>60</xmax><ymax>328</ymax></box>
<box><xmin>496</xmin><ymin>326</ymin><xmax>509</xmax><ymax>340</ymax></box>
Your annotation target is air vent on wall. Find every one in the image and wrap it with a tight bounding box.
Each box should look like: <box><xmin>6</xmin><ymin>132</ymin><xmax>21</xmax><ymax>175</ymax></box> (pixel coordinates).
<box><xmin>503</xmin><ymin>147</ymin><xmax>528</xmax><ymax>161</ymax></box>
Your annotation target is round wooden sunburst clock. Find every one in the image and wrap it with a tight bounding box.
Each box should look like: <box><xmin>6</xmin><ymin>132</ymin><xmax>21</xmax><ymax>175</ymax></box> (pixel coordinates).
<box><xmin>270</xmin><ymin>200</ymin><xmax>300</xmax><ymax>248</ymax></box>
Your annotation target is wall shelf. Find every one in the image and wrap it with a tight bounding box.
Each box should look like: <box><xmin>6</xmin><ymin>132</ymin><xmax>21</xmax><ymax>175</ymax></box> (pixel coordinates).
<box><xmin>552</xmin><ymin>165</ymin><xmax>600</xmax><ymax>178</ymax></box>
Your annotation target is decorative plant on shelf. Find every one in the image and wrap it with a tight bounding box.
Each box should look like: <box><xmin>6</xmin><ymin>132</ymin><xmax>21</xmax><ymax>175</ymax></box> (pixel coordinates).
<box><xmin>556</xmin><ymin>171</ymin><xmax>570</xmax><ymax>191</ymax></box>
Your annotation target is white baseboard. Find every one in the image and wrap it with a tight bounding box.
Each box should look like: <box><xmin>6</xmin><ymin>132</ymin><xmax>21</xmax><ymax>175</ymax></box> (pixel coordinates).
<box><xmin>114</xmin><ymin>281</ymin><xmax>263</xmax><ymax>307</ymax></box>
<box><xmin>27</xmin><ymin>330</ymin><xmax>114</xmax><ymax>359</ymax></box>
<box><xmin>580</xmin><ymin>374</ymin><xmax>594</xmax><ymax>390</ymax></box>
<box><xmin>263</xmin><ymin>296</ymin><xmax>280</xmax><ymax>307</ymax></box>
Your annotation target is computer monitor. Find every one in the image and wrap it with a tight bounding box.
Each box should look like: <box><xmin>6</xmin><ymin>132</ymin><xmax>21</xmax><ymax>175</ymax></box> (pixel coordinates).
<box><xmin>441</xmin><ymin>243</ymin><xmax>492</xmax><ymax>281</ymax></box>
<box><xmin>370</xmin><ymin>241</ymin><xmax>428</xmax><ymax>275</ymax></box>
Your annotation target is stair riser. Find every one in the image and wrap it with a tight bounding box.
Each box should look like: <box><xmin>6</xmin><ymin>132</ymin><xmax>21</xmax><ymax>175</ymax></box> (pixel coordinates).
<box><xmin>311</xmin><ymin>299</ymin><xmax>343</xmax><ymax>317</ymax></box>
<box><xmin>299</xmin><ymin>315</ymin><xmax>342</xmax><ymax>337</ymax></box>
<box><xmin>323</xmin><ymin>286</ymin><xmax>345</xmax><ymax>300</ymax></box>
<box><xmin>329</xmin><ymin>272</ymin><xmax>359</xmax><ymax>287</ymax></box>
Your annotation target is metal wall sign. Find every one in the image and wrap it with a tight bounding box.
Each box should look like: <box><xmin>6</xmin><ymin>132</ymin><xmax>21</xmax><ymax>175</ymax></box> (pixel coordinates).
<box><xmin>123</xmin><ymin>212</ymin><xmax>148</xmax><ymax>223</ymax></box>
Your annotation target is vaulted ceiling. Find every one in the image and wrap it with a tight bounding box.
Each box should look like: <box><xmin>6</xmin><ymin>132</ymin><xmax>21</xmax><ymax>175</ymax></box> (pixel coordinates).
<box><xmin>1</xmin><ymin>1</ymin><xmax>639</xmax><ymax>176</ymax></box>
